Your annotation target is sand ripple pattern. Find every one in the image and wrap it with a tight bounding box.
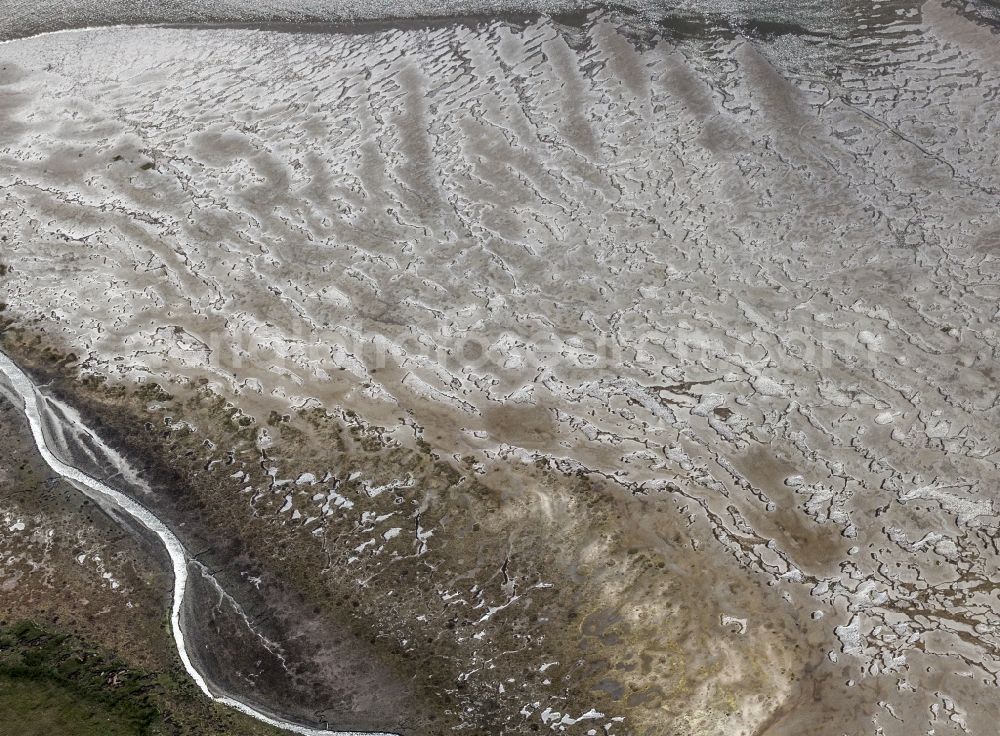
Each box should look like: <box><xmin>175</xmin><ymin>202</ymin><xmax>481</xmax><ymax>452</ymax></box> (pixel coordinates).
<box><xmin>3</xmin><ymin>4</ymin><xmax>1000</xmax><ymax>733</ymax></box>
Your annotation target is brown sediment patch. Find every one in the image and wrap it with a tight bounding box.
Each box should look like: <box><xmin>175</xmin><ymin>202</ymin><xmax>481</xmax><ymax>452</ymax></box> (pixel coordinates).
<box><xmin>733</xmin><ymin>445</ymin><xmax>848</xmax><ymax>574</ymax></box>
<box><xmin>482</xmin><ymin>402</ymin><xmax>559</xmax><ymax>448</ymax></box>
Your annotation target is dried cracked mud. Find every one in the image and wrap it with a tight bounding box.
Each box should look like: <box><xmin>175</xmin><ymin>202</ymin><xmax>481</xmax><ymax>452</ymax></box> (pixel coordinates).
<box><xmin>2</xmin><ymin>1</ymin><xmax>1000</xmax><ymax>735</ymax></box>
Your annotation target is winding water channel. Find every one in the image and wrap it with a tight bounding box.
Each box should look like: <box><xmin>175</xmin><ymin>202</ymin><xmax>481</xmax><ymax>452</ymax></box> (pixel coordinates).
<box><xmin>0</xmin><ymin>348</ymin><xmax>398</xmax><ymax>736</ymax></box>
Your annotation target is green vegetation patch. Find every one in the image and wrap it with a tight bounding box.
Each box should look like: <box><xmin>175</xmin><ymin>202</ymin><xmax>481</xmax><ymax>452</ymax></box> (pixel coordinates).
<box><xmin>0</xmin><ymin>621</ymin><xmax>158</xmax><ymax>735</ymax></box>
<box><xmin>0</xmin><ymin>676</ymin><xmax>142</xmax><ymax>735</ymax></box>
